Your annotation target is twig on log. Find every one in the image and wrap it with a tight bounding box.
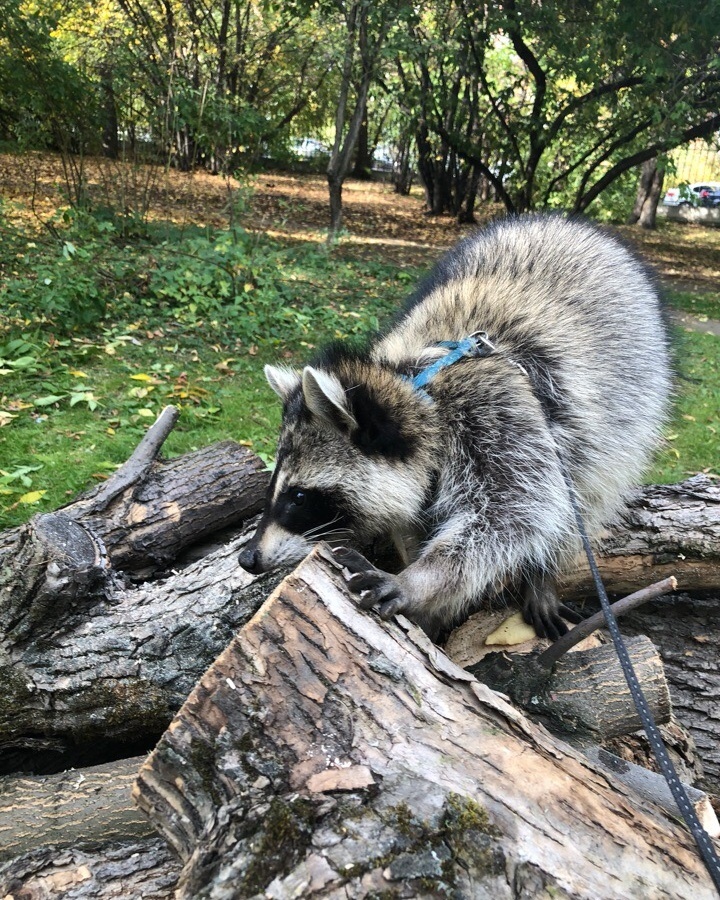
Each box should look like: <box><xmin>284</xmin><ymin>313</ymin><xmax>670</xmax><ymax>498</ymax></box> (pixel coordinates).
<box><xmin>71</xmin><ymin>405</ymin><xmax>180</xmax><ymax>516</ymax></box>
<box><xmin>538</xmin><ymin>575</ymin><xmax>678</xmax><ymax>669</ymax></box>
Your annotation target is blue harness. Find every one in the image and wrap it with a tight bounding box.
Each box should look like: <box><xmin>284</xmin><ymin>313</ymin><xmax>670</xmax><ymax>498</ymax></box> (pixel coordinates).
<box><xmin>407</xmin><ymin>331</ymin><xmax>498</xmax><ymax>394</ymax></box>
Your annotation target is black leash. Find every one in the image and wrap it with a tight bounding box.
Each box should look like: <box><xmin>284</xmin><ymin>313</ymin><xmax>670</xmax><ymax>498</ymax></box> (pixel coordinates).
<box><xmin>411</xmin><ymin>332</ymin><xmax>720</xmax><ymax>888</ymax></box>
<box><xmin>561</xmin><ymin>466</ymin><xmax>720</xmax><ymax>893</ymax></box>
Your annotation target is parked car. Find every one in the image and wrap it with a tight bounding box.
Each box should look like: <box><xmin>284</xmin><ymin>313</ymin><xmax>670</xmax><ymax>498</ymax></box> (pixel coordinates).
<box><xmin>663</xmin><ymin>182</ymin><xmax>720</xmax><ymax>207</ymax></box>
<box><xmin>290</xmin><ymin>137</ymin><xmax>329</xmax><ymax>160</ymax></box>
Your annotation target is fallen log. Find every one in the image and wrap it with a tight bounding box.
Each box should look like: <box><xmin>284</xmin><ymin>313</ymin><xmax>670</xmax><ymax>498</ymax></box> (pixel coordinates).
<box><xmin>0</xmin><ymin>527</ymin><xmax>286</xmax><ymax>772</ymax></box>
<box><xmin>560</xmin><ymin>474</ymin><xmax>720</xmax><ymax>599</ymax></box>
<box><xmin>0</xmin><ymin>405</ymin><xmax>269</xmax><ymax>588</ymax></box>
<box><xmin>0</xmin><ymin>756</ymin><xmax>152</xmax><ymax>861</ymax></box>
<box><xmin>134</xmin><ymin>546</ymin><xmax>720</xmax><ymax>899</ymax></box>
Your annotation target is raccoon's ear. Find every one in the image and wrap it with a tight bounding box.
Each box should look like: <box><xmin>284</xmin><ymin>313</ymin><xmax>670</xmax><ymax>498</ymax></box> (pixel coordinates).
<box><xmin>265</xmin><ymin>365</ymin><xmax>301</xmax><ymax>402</ymax></box>
<box><xmin>302</xmin><ymin>366</ymin><xmax>358</xmax><ymax>434</ymax></box>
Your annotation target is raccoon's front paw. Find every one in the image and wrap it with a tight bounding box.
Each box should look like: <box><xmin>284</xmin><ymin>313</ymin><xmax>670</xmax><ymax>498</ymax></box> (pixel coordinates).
<box><xmin>522</xmin><ymin>573</ymin><xmax>583</xmax><ymax>642</ymax></box>
<box><xmin>332</xmin><ymin>547</ymin><xmax>410</xmax><ymax>620</ymax></box>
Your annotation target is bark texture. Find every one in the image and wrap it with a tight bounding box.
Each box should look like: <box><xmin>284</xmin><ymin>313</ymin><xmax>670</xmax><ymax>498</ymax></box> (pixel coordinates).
<box><xmin>0</xmin><ymin>838</ymin><xmax>179</xmax><ymax>900</ymax></box>
<box><xmin>134</xmin><ymin>546</ymin><xmax>719</xmax><ymax>899</ymax></box>
<box><xmin>0</xmin><ymin>527</ymin><xmax>285</xmax><ymax>771</ymax></box>
<box><xmin>558</xmin><ymin>475</ymin><xmax>720</xmax><ymax>599</ymax></box>
<box><xmin>0</xmin><ymin>757</ymin><xmax>152</xmax><ymax>860</ymax></box>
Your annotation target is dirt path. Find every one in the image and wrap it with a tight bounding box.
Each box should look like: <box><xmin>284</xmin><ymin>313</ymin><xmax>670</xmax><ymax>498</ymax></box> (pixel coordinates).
<box><xmin>670</xmin><ymin>311</ymin><xmax>720</xmax><ymax>337</ymax></box>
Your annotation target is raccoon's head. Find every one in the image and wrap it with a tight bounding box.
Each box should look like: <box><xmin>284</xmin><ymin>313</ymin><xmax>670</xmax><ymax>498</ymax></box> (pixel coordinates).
<box><xmin>238</xmin><ymin>360</ymin><xmax>438</xmax><ymax>575</ymax></box>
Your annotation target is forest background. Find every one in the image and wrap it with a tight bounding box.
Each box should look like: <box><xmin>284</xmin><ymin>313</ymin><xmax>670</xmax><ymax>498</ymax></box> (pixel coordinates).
<box><xmin>1</xmin><ymin>0</ymin><xmax>720</xmax><ymax>528</ymax></box>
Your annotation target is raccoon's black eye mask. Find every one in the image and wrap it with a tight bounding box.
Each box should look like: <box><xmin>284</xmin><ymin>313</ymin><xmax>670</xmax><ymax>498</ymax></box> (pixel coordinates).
<box><xmin>274</xmin><ymin>486</ymin><xmax>353</xmax><ymax>538</ymax></box>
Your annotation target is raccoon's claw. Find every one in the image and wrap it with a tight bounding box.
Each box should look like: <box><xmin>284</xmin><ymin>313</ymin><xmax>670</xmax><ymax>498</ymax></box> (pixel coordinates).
<box><xmin>333</xmin><ymin>547</ymin><xmax>409</xmax><ymax>619</ymax></box>
<box><xmin>522</xmin><ymin>573</ymin><xmax>577</xmax><ymax>641</ymax></box>
<box><xmin>524</xmin><ymin>605</ymin><xmax>568</xmax><ymax>642</ymax></box>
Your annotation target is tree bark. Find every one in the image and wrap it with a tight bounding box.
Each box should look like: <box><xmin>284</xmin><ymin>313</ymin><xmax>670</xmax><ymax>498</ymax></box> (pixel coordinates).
<box><xmin>0</xmin><ymin>526</ymin><xmax>285</xmax><ymax>772</ymax></box>
<box><xmin>134</xmin><ymin>545</ymin><xmax>720</xmax><ymax>899</ymax></box>
<box><xmin>558</xmin><ymin>475</ymin><xmax>720</xmax><ymax>600</ymax></box>
<box><xmin>0</xmin><ymin>838</ymin><xmax>179</xmax><ymax>900</ymax></box>
<box><xmin>0</xmin><ymin>757</ymin><xmax>152</xmax><ymax>861</ymax></box>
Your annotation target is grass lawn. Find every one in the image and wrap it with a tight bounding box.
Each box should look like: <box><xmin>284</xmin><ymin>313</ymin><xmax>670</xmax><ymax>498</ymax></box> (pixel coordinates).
<box><xmin>1</xmin><ymin>157</ymin><xmax>719</xmax><ymax>529</ymax></box>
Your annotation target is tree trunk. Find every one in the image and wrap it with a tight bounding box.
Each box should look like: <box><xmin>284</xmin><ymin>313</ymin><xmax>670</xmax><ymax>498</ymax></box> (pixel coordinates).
<box><xmin>134</xmin><ymin>546</ymin><xmax>720</xmax><ymax>899</ymax></box>
<box><xmin>627</xmin><ymin>158</ymin><xmax>665</xmax><ymax>229</ymax></box>
<box><xmin>351</xmin><ymin>102</ymin><xmax>373</xmax><ymax>179</ymax></box>
<box><xmin>100</xmin><ymin>64</ymin><xmax>119</xmax><ymax>160</ymax></box>
<box><xmin>638</xmin><ymin>163</ymin><xmax>665</xmax><ymax>228</ymax></box>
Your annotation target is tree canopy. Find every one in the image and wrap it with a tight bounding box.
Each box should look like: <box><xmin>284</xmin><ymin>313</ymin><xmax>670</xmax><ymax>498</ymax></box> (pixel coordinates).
<box><xmin>1</xmin><ymin>0</ymin><xmax>719</xmax><ymax>219</ymax></box>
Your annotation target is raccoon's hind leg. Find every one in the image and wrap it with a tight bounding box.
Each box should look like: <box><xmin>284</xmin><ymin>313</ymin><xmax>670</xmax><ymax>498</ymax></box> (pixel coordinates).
<box><xmin>522</xmin><ymin>570</ymin><xmax>582</xmax><ymax>641</ymax></box>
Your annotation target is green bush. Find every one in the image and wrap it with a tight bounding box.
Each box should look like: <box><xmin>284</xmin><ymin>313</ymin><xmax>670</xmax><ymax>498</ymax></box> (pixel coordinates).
<box><xmin>0</xmin><ymin>210</ymin><xmax>403</xmax><ymax>347</ymax></box>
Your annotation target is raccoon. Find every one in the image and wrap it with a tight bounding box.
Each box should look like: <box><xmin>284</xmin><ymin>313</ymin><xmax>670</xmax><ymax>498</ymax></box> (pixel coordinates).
<box><xmin>239</xmin><ymin>215</ymin><xmax>671</xmax><ymax>639</ymax></box>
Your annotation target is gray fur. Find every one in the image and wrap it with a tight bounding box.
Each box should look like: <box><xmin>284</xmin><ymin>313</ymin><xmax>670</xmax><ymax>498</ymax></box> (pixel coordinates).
<box><xmin>243</xmin><ymin>215</ymin><xmax>671</xmax><ymax>638</ymax></box>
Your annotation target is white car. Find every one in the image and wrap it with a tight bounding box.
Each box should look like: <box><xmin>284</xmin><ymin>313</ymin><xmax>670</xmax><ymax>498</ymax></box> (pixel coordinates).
<box><xmin>663</xmin><ymin>182</ymin><xmax>720</xmax><ymax>207</ymax></box>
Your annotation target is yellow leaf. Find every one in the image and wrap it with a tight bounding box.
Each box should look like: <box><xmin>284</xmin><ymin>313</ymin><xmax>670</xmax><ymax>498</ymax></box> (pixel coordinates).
<box><xmin>19</xmin><ymin>490</ymin><xmax>46</xmax><ymax>504</ymax></box>
<box><xmin>130</xmin><ymin>373</ymin><xmax>154</xmax><ymax>382</ymax></box>
<box><xmin>0</xmin><ymin>411</ymin><xmax>17</xmax><ymax>427</ymax></box>
<box><xmin>244</xmin><ymin>282</ymin><xmax>254</xmax><ymax>292</ymax></box>
<box><xmin>107</xmin><ymin>427</ymin><xmax>115</xmax><ymax>435</ymax></box>
<box><xmin>104</xmin><ymin>345</ymin><xmax>116</xmax><ymax>355</ymax></box>
<box><xmin>138</xmin><ymin>408</ymin><xmax>154</xmax><ymax>417</ymax></box>
<box><xmin>68</xmin><ymin>369</ymin><xmax>88</xmax><ymax>377</ymax></box>
<box><xmin>485</xmin><ymin>612</ymin><xmax>537</xmax><ymax>646</ymax></box>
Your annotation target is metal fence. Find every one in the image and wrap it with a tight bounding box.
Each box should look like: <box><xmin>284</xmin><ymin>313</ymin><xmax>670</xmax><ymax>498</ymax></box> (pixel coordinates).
<box><xmin>671</xmin><ymin>140</ymin><xmax>720</xmax><ymax>184</ymax></box>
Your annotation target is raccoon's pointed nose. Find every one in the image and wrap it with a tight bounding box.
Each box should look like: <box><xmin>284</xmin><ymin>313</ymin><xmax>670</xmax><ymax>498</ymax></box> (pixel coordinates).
<box><xmin>239</xmin><ymin>546</ymin><xmax>262</xmax><ymax>574</ymax></box>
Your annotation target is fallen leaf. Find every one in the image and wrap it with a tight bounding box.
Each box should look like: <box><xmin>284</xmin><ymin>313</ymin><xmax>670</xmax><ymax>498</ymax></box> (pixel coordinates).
<box><xmin>485</xmin><ymin>612</ymin><xmax>537</xmax><ymax>646</ymax></box>
<box><xmin>19</xmin><ymin>490</ymin><xmax>46</xmax><ymax>504</ymax></box>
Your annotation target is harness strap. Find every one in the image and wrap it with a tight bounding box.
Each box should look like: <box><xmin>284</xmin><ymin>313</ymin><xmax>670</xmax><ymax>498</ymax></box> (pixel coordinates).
<box><xmin>408</xmin><ymin>333</ymin><xmax>720</xmax><ymax>891</ymax></box>
<box><xmin>407</xmin><ymin>331</ymin><xmax>497</xmax><ymax>391</ymax></box>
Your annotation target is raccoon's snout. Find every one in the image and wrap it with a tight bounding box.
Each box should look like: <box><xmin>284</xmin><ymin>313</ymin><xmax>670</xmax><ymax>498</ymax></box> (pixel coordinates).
<box><xmin>238</xmin><ymin>545</ymin><xmax>264</xmax><ymax>574</ymax></box>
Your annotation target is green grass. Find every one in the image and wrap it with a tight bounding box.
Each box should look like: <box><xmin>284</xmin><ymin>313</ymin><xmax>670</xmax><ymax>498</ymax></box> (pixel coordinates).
<box><xmin>0</xmin><ymin>218</ymin><xmax>415</xmax><ymax>528</ymax></box>
<box><xmin>649</xmin><ymin>328</ymin><xmax>720</xmax><ymax>483</ymax></box>
<box><xmin>1</xmin><ymin>210</ymin><xmax>719</xmax><ymax>530</ymax></box>
<box><xmin>665</xmin><ymin>288</ymin><xmax>720</xmax><ymax>320</ymax></box>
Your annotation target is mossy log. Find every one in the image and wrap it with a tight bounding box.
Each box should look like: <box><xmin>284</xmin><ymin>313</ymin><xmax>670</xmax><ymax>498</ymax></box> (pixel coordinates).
<box><xmin>133</xmin><ymin>546</ymin><xmax>719</xmax><ymax>899</ymax></box>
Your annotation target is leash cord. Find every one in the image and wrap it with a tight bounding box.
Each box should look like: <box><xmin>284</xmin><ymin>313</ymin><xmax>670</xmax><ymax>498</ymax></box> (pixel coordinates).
<box><xmin>561</xmin><ymin>467</ymin><xmax>720</xmax><ymax>894</ymax></box>
<box><xmin>408</xmin><ymin>331</ymin><xmax>720</xmax><ymax>888</ymax></box>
